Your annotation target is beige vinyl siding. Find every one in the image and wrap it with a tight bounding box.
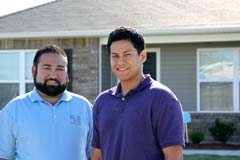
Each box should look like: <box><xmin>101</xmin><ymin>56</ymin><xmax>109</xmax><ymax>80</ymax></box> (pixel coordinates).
<box><xmin>161</xmin><ymin>45</ymin><xmax>197</xmax><ymax>111</ymax></box>
<box><xmin>158</xmin><ymin>42</ymin><xmax>240</xmax><ymax>111</ymax></box>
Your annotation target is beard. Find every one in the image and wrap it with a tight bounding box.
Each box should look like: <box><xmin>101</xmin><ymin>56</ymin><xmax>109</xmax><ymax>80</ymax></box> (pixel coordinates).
<box><xmin>34</xmin><ymin>77</ymin><xmax>68</xmax><ymax>96</ymax></box>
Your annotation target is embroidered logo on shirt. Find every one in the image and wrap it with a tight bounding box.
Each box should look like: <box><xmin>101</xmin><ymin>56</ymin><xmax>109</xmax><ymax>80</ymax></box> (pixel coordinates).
<box><xmin>70</xmin><ymin>114</ymin><xmax>80</xmax><ymax>125</ymax></box>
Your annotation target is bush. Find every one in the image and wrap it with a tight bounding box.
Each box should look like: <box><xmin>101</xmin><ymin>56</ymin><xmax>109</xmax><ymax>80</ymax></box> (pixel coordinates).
<box><xmin>208</xmin><ymin>118</ymin><xmax>236</xmax><ymax>143</ymax></box>
<box><xmin>189</xmin><ymin>130</ymin><xmax>205</xmax><ymax>144</ymax></box>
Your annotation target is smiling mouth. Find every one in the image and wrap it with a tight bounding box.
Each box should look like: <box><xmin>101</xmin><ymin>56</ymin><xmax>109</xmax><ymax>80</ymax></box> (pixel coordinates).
<box><xmin>46</xmin><ymin>79</ymin><xmax>59</xmax><ymax>86</ymax></box>
<box><xmin>117</xmin><ymin>67</ymin><xmax>128</xmax><ymax>71</ymax></box>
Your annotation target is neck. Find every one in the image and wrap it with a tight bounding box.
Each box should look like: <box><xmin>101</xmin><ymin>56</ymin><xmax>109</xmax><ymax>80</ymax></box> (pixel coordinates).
<box><xmin>37</xmin><ymin>90</ymin><xmax>62</xmax><ymax>105</ymax></box>
<box><xmin>121</xmin><ymin>74</ymin><xmax>145</xmax><ymax>96</ymax></box>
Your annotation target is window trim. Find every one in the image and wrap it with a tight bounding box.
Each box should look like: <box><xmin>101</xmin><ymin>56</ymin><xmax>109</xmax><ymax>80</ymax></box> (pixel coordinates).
<box><xmin>197</xmin><ymin>47</ymin><xmax>240</xmax><ymax>112</ymax></box>
<box><xmin>0</xmin><ymin>49</ymin><xmax>36</xmax><ymax>94</ymax></box>
<box><xmin>146</xmin><ymin>48</ymin><xmax>161</xmax><ymax>82</ymax></box>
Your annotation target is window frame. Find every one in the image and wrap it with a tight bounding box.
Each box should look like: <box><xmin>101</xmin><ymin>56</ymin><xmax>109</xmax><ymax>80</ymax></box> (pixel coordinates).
<box><xmin>197</xmin><ymin>47</ymin><xmax>240</xmax><ymax>112</ymax></box>
<box><xmin>0</xmin><ymin>50</ymin><xmax>36</xmax><ymax>108</ymax></box>
<box><xmin>146</xmin><ymin>48</ymin><xmax>161</xmax><ymax>82</ymax></box>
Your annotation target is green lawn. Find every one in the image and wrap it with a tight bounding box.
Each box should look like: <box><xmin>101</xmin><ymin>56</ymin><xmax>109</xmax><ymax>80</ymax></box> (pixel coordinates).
<box><xmin>184</xmin><ymin>155</ymin><xmax>240</xmax><ymax>160</ymax></box>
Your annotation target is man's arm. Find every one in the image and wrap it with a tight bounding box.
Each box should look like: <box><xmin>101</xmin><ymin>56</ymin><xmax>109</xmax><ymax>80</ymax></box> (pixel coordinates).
<box><xmin>163</xmin><ymin>145</ymin><xmax>183</xmax><ymax>160</ymax></box>
<box><xmin>0</xmin><ymin>158</ymin><xmax>7</xmax><ymax>160</ymax></box>
<box><xmin>91</xmin><ymin>148</ymin><xmax>102</xmax><ymax>160</ymax></box>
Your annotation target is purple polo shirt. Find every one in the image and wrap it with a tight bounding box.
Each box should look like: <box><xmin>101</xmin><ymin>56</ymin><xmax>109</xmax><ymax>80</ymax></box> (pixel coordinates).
<box><xmin>92</xmin><ymin>75</ymin><xmax>184</xmax><ymax>160</ymax></box>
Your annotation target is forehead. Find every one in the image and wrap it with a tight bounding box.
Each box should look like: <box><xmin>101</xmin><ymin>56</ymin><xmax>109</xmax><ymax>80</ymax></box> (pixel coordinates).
<box><xmin>38</xmin><ymin>53</ymin><xmax>67</xmax><ymax>65</ymax></box>
<box><xmin>110</xmin><ymin>40</ymin><xmax>135</xmax><ymax>53</ymax></box>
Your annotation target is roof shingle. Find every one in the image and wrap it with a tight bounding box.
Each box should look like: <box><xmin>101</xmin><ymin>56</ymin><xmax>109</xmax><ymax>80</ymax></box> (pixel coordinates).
<box><xmin>0</xmin><ymin>0</ymin><xmax>240</xmax><ymax>34</ymax></box>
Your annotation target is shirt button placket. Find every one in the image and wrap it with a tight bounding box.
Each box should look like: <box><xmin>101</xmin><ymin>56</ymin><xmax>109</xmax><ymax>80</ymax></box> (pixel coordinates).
<box><xmin>52</xmin><ymin>107</ymin><xmax>57</xmax><ymax>122</ymax></box>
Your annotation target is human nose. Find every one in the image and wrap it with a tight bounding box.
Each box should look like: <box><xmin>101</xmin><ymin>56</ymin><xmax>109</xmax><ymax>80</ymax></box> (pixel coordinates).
<box><xmin>116</xmin><ymin>57</ymin><xmax>125</xmax><ymax>63</ymax></box>
<box><xmin>48</xmin><ymin>70</ymin><xmax>58</xmax><ymax>78</ymax></box>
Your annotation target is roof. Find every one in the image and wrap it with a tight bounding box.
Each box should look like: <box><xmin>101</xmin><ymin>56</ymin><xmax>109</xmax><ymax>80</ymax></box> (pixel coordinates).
<box><xmin>0</xmin><ymin>0</ymin><xmax>240</xmax><ymax>38</ymax></box>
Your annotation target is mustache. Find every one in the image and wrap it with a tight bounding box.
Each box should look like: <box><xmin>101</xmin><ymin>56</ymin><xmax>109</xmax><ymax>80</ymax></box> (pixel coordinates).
<box><xmin>45</xmin><ymin>78</ymin><xmax>60</xmax><ymax>84</ymax></box>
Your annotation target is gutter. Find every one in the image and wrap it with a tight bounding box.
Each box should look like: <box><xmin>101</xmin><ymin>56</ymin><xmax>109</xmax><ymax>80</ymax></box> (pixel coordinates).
<box><xmin>0</xmin><ymin>25</ymin><xmax>240</xmax><ymax>40</ymax></box>
<box><xmin>141</xmin><ymin>25</ymin><xmax>240</xmax><ymax>35</ymax></box>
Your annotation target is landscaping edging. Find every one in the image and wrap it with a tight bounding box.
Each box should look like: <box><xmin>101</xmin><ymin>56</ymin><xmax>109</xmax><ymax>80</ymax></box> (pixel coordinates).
<box><xmin>185</xmin><ymin>143</ymin><xmax>240</xmax><ymax>150</ymax></box>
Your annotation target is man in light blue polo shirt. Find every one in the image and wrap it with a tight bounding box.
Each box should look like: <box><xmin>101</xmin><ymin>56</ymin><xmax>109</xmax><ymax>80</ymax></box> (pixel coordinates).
<box><xmin>0</xmin><ymin>45</ymin><xmax>92</xmax><ymax>160</ymax></box>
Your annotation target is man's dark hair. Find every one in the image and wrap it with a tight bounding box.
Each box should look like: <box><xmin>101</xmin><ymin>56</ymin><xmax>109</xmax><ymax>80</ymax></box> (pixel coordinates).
<box><xmin>33</xmin><ymin>44</ymin><xmax>67</xmax><ymax>67</ymax></box>
<box><xmin>107</xmin><ymin>26</ymin><xmax>145</xmax><ymax>54</ymax></box>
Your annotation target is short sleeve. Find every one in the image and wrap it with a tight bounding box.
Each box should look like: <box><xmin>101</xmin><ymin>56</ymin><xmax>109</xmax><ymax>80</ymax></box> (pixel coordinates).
<box><xmin>152</xmin><ymin>92</ymin><xmax>185</xmax><ymax>149</ymax></box>
<box><xmin>0</xmin><ymin>108</ymin><xmax>16</xmax><ymax>159</ymax></box>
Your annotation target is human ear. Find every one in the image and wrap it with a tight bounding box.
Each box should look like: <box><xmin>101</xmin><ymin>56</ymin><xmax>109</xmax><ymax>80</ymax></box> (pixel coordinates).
<box><xmin>140</xmin><ymin>50</ymin><xmax>147</xmax><ymax>63</ymax></box>
<box><xmin>32</xmin><ymin>66</ymin><xmax>37</xmax><ymax>78</ymax></box>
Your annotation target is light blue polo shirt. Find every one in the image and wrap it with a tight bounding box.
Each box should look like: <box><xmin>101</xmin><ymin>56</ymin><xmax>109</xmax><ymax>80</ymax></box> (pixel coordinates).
<box><xmin>0</xmin><ymin>88</ymin><xmax>93</xmax><ymax>160</ymax></box>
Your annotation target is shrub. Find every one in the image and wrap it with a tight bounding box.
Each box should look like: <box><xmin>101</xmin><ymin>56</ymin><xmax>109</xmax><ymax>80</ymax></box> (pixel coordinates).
<box><xmin>189</xmin><ymin>130</ymin><xmax>205</xmax><ymax>144</ymax></box>
<box><xmin>208</xmin><ymin>118</ymin><xmax>236</xmax><ymax>143</ymax></box>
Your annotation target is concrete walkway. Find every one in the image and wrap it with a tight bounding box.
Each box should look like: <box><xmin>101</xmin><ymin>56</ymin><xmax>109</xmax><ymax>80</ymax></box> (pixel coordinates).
<box><xmin>184</xmin><ymin>149</ymin><xmax>240</xmax><ymax>156</ymax></box>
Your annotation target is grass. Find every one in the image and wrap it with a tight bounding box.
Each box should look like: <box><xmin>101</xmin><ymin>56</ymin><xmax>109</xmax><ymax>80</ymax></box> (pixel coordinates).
<box><xmin>184</xmin><ymin>155</ymin><xmax>240</xmax><ymax>160</ymax></box>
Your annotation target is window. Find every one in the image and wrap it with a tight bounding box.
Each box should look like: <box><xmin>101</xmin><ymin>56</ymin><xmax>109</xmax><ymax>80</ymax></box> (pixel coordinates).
<box><xmin>144</xmin><ymin>48</ymin><xmax>161</xmax><ymax>82</ymax></box>
<box><xmin>0</xmin><ymin>50</ymin><xmax>36</xmax><ymax>109</ymax></box>
<box><xmin>239</xmin><ymin>52</ymin><xmax>240</xmax><ymax>109</ymax></box>
<box><xmin>197</xmin><ymin>48</ymin><xmax>240</xmax><ymax>112</ymax></box>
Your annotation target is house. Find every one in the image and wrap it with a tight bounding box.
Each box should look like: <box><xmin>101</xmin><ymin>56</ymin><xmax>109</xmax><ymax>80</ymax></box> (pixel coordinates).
<box><xmin>0</xmin><ymin>0</ymin><xmax>239</xmax><ymax>143</ymax></box>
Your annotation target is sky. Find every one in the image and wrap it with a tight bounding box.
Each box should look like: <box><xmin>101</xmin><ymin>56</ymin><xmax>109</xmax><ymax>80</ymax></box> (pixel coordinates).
<box><xmin>0</xmin><ymin>0</ymin><xmax>55</xmax><ymax>17</ymax></box>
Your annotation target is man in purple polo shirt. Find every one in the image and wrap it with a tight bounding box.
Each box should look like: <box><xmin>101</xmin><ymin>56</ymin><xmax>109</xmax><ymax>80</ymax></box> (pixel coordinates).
<box><xmin>91</xmin><ymin>26</ymin><xmax>184</xmax><ymax>160</ymax></box>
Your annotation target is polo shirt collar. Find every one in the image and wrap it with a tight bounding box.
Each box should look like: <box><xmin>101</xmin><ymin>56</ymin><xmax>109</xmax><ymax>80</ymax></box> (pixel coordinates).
<box><xmin>109</xmin><ymin>74</ymin><xmax>153</xmax><ymax>97</ymax></box>
<box><xmin>28</xmin><ymin>87</ymin><xmax>72</xmax><ymax>103</ymax></box>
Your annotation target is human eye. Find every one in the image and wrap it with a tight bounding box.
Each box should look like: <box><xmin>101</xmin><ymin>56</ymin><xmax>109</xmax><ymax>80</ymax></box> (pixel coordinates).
<box><xmin>111</xmin><ymin>53</ymin><xmax>117</xmax><ymax>57</ymax></box>
<box><xmin>111</xmin><ymin>54</ymin><xmax>118</xmax><ymax>59</ymax></box>
<box><xmin>124</xmin><ymin>52</ymin><xmax>132</xmax><ymax>58</ymax></box>
<box><xmin>56</xmin><ymin>66</ymin><xmax>66</xmax><ymax>71</ymax></box>
<box><xmin>42</xmin><ymin>65</ymin><xmax>51</xmax><ymax>70</ymax></box>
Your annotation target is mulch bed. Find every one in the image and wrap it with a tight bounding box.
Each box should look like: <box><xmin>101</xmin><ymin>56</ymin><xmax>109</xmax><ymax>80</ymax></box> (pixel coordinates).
<box><xmin>185</xmin><ymin>143</ymin><xmax>240</xmax><ymax>150</ymax></box>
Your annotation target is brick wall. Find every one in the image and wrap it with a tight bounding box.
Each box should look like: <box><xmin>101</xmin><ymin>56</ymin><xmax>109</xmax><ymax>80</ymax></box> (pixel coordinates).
<box><xmin>187</xmin><ymin>113</ymin><xmax>240</xmax><ymax>144</ymax></box>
